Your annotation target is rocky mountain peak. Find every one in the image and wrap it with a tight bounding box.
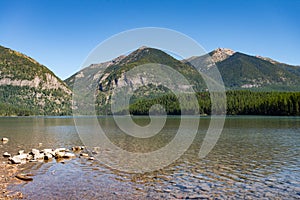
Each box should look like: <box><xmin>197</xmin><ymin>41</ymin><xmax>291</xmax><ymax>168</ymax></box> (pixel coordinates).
<box><xmin>210</xmin><ymin>48</ymin><xmax>235</xmax><ymax>63</ymax></box>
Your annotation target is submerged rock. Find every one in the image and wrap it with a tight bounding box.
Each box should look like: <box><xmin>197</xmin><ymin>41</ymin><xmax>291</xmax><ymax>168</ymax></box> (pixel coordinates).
<box><xmin>15</xmin><ymin>174</ymin><xmax>33</xmax><ymax>181</ymax></box>
<box><xmin>92</xmin><ymin>147</ymin><xmax>100</xmax><ymax>154</ymax></box>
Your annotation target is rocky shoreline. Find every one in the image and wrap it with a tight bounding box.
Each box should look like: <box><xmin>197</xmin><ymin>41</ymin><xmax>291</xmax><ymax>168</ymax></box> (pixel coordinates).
<box><xmin>0</xmin><ymin>162</ymin><xmax>23</xmax><ymax>199</ymax></box>
<box><xmin>0</xmin><ymin>137</ymin><xmax>95</xmax><ymax>199</ymax></box>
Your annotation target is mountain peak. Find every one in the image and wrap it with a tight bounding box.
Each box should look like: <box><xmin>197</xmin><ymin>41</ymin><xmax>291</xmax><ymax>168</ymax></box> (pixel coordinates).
<box><xmin>210</xmin><ymin>48</ymin><xmax>235</xmax><ymax>63</ymax></box>
<box><xmin>214</xmin><ymin>48</ymin><xmax>235</xmax><ymax>55</ymax></box>
<box><xmin>138</xmin><ymin>46</ymin><xmax>149</xmax><ymax>50</ymax></box>
<box><xmin>117</xmin><ymin>46</ymin><xmax>178</xmax><ymax>66</ymax></box>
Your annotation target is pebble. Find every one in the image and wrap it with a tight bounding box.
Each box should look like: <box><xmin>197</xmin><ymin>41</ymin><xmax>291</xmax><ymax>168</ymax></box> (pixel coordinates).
<box><xmin>200</xmin><ymin>183</ymin><xmax>211</xmax><ymax>192</ymax></box>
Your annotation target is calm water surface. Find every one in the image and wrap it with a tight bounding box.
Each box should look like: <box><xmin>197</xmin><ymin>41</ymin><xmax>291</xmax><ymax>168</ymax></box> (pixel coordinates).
<box><xmin>0</xmin><ymin>116</ymin><xmax>299</xmax><ymax>199</ymax></box>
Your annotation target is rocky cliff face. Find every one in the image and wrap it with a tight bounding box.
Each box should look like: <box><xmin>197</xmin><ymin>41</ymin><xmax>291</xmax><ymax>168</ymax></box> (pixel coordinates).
<box><xmin>210</xmin><ymin>48</ymin><xmax>235</xmax><ymax>63</ymax></box>
<box><xmin>0</xmin><ymin>73</ymin><xmax>71</xmax><ymax>94</ymax></box>
<box><xmin>0</xmin><ymin>45</ymin><xmax>72</xmax><ymax>116</ymax></box>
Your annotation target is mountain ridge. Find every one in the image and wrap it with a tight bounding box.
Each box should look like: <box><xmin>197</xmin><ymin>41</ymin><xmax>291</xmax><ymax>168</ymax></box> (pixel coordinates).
<box><xmin>0</xmin><ymin>45</ymin><xmax>72</xmax><ymax>116</ymax></box>
<box><xmin>0</xmin><ymin>44</ymin><xmax>299</xmax><ymax>116</ymax></box>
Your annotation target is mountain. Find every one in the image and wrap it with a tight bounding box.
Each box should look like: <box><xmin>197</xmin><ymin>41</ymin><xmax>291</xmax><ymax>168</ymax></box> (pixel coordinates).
<box><xmin>97</xmin><ymin>47</ymin><xmax>206</xmax><ymax>92</ymax></box>
<box><xmin>66</xmin><ymin>46</ymin><xmax>300</xmax><ymax>115</ymax></box>
<box><xmin>67</xmin><ymin>47</ymin><xmax>208</xmax><ymax>114</ymax></box>
<box><xmin>186</xmin><ymin>48</ymin><xmax>300</xmax><ymax>91</ymax></box>
<box><xmin>0</xmin><ymin>45</ymin><xmax>72</xmax><ymax>116</ymax></box>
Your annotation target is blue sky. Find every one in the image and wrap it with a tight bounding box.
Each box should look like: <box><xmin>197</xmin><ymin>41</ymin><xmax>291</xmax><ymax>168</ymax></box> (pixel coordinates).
<box><xmin>0</xmin><ymin>0</ymin><xmax>299</xmax><ymax>79</ymax></box>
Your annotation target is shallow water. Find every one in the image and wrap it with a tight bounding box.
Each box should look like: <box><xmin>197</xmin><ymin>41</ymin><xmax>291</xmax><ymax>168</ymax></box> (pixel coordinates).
<box><xmin>0</xmin><ymin>116</ymin><xmax>300</xmax><ymax>199</ymax></box>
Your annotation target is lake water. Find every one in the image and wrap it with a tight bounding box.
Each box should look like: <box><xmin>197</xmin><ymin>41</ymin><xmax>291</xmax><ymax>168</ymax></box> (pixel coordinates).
<box><xmin>0</xmin><ymin>116</ymin><xmax>300</xmax><ymax>199</ymax></box>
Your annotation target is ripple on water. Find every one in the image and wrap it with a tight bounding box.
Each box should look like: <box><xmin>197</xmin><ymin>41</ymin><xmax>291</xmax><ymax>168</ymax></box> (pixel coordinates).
<box><xmin>2</xmin><ymin>117</ymin><xmax>300</xmax><ymax>199</ymax></box>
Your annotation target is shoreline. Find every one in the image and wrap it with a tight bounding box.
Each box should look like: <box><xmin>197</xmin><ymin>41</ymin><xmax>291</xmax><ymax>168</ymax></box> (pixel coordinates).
<box><xmin>0</xmin><ymin>161</ymin><xmax>23</xmax><ymax>199</ymax></box>
<box><xmin>0</xmin><ymin>145</ymin><xmax>89</xmax><ymax>199</ymax></box>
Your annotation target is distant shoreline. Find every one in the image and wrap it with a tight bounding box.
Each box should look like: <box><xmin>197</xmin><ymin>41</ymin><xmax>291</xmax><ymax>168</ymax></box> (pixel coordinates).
<box><xmin>0</xmin><ymin>115</ymin><xmax>300</xmax><ymax>118</ymax></box>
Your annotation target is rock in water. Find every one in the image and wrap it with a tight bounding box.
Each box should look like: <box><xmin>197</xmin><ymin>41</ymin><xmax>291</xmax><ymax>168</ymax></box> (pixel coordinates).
<box><xmin>63</xmin><ymin>152</ymin><xmax>76</xmax><ymax>159</ymax></box>
<box><xmin>34</xmin><ymin>153</ymin><xmax>45</xmax><ymax>160</ymax></box>
<box><xmin>18</xmin><ymin>150</ymin><xmax>25</xmax><ymax>155</ymax></box>
<box><xmin>9</xmin><ymin>156</ymin><xmax>22</xmax><ymax>164</ymax></box>
<box><xmin>55</xmin><ymin>151</ymin><xmax>65</xmax><ymax>159</ymax></box>
<box><xmin>72</xmin><ymin>146</ymin><xmax>85</xmax><ymax>151</ymax></box>
<box><xmin>3</xmin><ymin>152</ymin><xmax>11</xmax><ymax>157</ymax></box>
<box><xmin>54</xmin><ymin>148</ymin><xmax>67</xmax><ymax>154</ymax></box>
<box><xmin>1</xmin><ymin>137</ymin><xmax>9</xmax><ymax>144</ymax></box>
<box><xmin>1</xmin><ymin>137</ymin><xmax>9</xmax><ymax>142</ymax></box>
<box><xmin>80</xmin><ymin>153</ymin><xmax>89</xmax><ymax>157</ymax></box>
<box><xmin>88</xmin><ymin>157</ymin><xmax>95</xmax><ymax>160</ymax></box>
<box><xmin>42</xmin><ymin>149</ymin><xmax>54</xmax><ymax>154</ymax></box>
<box><xmin>44</xmin><ymin>153</ymin><xmax>53</xmax><ymax>160</ymax></box>
<box><xmin>18</xmin><ymin>153</ymin><xmax>28</xmax><ymax>160</ymax></box>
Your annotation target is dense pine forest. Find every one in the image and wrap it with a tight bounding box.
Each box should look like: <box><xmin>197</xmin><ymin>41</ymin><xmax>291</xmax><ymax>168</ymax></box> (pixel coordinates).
<box><xmin>126</xmin><ymin>91</ymin><xmax>300</xmax><ymax>116</ymax></box>
<box><xmin>0</xmin><ymin>85</ymin><xmax>72</xmax><ymax>116</ymax></box>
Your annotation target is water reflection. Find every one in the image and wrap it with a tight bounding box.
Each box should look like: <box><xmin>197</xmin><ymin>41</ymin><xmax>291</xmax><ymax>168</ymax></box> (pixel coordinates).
<box><xmin>0</xmin><ymin>116</ymin><xmax>299</xmax><ymax>199</ymax></box>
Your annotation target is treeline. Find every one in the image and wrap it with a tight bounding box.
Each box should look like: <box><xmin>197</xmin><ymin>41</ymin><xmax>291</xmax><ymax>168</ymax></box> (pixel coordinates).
<box><xmin>0</xmin><ymin>102</ymin><xmax>34</xmax><ymax>116</ymax></box>
<box><xmin>226</xmin><ymin>90</ymin><xmax>300</xmax><ymax>115</ymax></box>
<box><xmin>0</xmin><ymin>85</ymin><xmax>72</xmax><ymax>116</ymax></box>
<box><xmin>2</xmin><ymin>89</ymin><xmax>300</xmax><ymax>116</ymax></box>
<box><xmin>127</xmin><ymin>91</ymin><xmax>300</xmax><ymax>116</ymax></box>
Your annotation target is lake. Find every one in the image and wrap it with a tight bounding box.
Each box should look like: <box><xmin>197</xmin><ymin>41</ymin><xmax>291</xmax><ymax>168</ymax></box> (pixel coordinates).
<box><xmin>0</xmin><ymin>116</ymin><xmax>299</xmax><ymax>199</ymax></box>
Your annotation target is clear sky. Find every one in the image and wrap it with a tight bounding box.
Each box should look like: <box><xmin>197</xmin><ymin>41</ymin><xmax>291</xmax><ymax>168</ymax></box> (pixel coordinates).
<box><xmin>0</xmin><ymin>0</ymin><xmax>299</xmax><ymax>79</ymax></box>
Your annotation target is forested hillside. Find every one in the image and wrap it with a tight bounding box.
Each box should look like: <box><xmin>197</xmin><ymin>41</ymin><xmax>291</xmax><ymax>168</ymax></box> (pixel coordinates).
<box><xmin>0</xmin><ymin>45</ymin><xmax>72</xmax><ymax>116</ymax></box>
